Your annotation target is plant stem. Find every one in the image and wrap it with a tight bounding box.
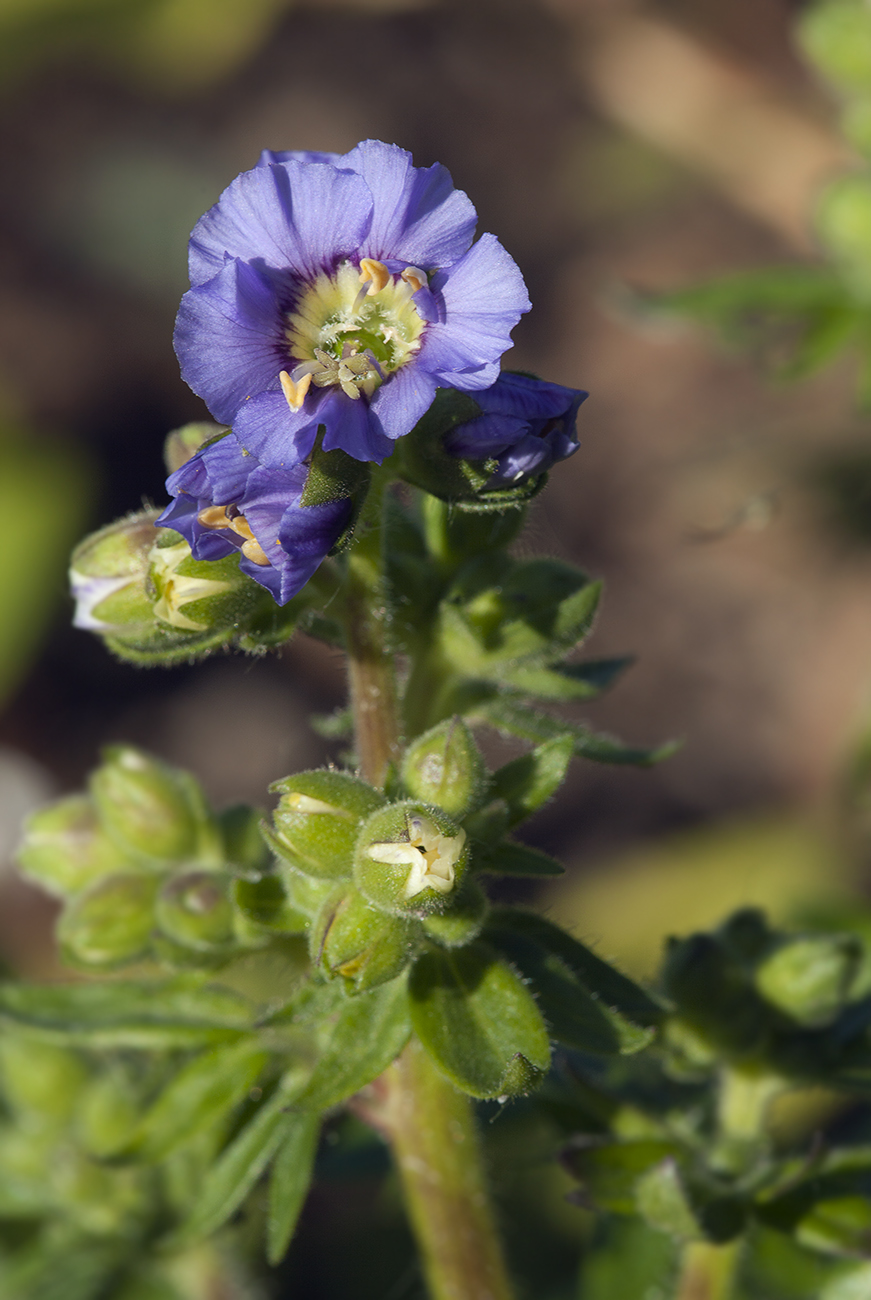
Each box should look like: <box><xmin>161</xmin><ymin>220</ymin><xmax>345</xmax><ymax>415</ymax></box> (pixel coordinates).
<box><xmin>344</xmin><ymin>480</ymin><xmax>514</xmax><ymax>1300</ymax></box>
<box><xmin>378</xmin><ymin>1039</ymin><xmax>515</xmax><ymax>1300</ymax></box>
<box><xmin>343</xmin><ymin>469</ymin><xmax>402</xmax><ymax>787</ymax></box>
<box><xmin>675</xmin><ymin>1240</ymin><xmax>741</xmax><ymax>1300</ymax></box>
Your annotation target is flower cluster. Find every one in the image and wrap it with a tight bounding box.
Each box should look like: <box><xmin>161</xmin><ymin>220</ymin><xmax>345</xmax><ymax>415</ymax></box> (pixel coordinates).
<box><xmin>156</xmin><ymin>140</ymin><xmax>585</xmax><ymax>606</ymax></box>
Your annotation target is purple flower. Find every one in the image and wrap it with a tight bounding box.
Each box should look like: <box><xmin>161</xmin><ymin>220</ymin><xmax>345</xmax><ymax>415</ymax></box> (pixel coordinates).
<box><xmin>174</xmin><ymin>140</ymin><xmax>531</xmax><ymax>468</ymax></box>
<box><xmin>443</xmin><ymin>372</ymin><xmax>587</xmax><ymax>485</ymax></box>
<box><xmin>156</xmin><ymin>435</ymin><xmax>352</xmax><ymax>604</ymax></box>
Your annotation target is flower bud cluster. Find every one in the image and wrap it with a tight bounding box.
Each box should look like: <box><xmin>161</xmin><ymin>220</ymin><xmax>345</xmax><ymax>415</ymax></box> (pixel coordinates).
<box><xmin>16</xmin><ymin>746</ymin><xmax>283</xmax><ymax>970</ymax></box>
<box><xmin>264</xmin><ymin>753</ymin><xmax>478</xmax><ymax>994</ymax></box>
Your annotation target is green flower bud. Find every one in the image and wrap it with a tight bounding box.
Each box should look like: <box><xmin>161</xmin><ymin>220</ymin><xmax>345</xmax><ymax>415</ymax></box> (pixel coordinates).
<box><xmin>755</xmin><ymin>935</ymin><xmax>862</xmax><ymax>1028</ymax></box>
<box><xmin>268</xmin><ymin>770</ymin><xmax>385</xmax><ymax>880</ymax></box>
<box><xmin>58</xmin><ymin>872</ymin><xmax>158</xmax><ymax>968</ymax></box>
<box><xmin>400</xmin><ymin>718</ymin><xmax>485</xmax><ymax>817</ymax></box>
<box><xmin>421</xmin><ymin>879</ymin><xmax>488</xmax><ymax>947</ymax></box>
<box><xmin>354</xmin><ymin>802</ymin><xmax>469</xmax><ymax>916</ymax></box>
<box><xmin>15</xmin><ymin>794</ymin><xmax>131</xmax><ymax>897</ymax></box>
<box><xmin>310</xmin><ymin>886</ymin><xmax>418</xmax><ymax>990</ymax></box>
<box><xmin>90</xmin><ymin>745</ymin><xmax>218</xmax><ymax>867</ymax></box>
<box><xmin>163</xmin><ymin>421</ymin><xmax>227</xmax><ymax>474</ymax></box>
<box><xmin>155</xmin><ymin>870</ymin><xmax>236</xmax><ymax>953</ymax></box>
<box><xmin>70</xmin><ymin>510</ymin><xmax>161</xmax><ymax>637</ymax></box>
<box><xmin>281</xmin><ymin>867</ymin><xmax>337</xmax><ymax>920</ymax></box>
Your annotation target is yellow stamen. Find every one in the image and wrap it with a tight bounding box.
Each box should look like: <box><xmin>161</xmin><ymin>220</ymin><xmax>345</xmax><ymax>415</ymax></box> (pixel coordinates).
<box><xmin>279</xmin><ymin>369</ymin><xmax>312</xmax><ymax>412</ymax></box>
<box><xmin>401</xmin><ymin>266</ymin><xmax>428</xmax><ymax>293</ymax></box>
<box><xmin>197</xmin><ymin>505</ymin><xmax>232</xmax><ymax>529</ymax></box>
<box><xmin>227</xmin><ymin>514</ymin><xmax>272</xmax><ymax>567</ymax></box>
<box><xmin>241</xmin><ymin>538</ymin><xmax>271</xmax><ymax>566</ymax></box>
<box><xmin>358</xmin><ymin>257</ymin><xmax>390</xmax><ymax>294</ymax></box>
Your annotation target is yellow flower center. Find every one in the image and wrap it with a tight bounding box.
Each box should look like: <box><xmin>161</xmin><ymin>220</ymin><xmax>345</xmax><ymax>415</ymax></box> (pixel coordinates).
<box><xmin>282</xmin><ymin>259</ymin><xmax>427</xmax><ymax>409</ymax></box>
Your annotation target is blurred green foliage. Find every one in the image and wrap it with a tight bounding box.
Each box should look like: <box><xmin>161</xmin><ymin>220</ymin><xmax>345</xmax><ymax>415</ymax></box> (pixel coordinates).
<box><xmin>0</xmin><ymin>0</ymin><xmax>295</xmax><ymax>95</ymax></box>
<box><xmin>0</xmin><ymin>425</ymin><xmax>93</xmax><ymax>708</ymax></box>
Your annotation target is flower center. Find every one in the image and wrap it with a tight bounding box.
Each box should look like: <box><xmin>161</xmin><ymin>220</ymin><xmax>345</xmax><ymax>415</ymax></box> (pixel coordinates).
<box><xmin>282</xmin><ymin>259</ymin><xmax>427</xmax><ymax>409</ymax></box>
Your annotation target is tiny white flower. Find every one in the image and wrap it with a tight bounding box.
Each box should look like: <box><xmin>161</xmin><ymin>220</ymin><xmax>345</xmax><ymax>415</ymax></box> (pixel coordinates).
<box><xmin>367</xmin><ymin>815</ymin><xmax>466</xmax><ymax>900</ymax></box>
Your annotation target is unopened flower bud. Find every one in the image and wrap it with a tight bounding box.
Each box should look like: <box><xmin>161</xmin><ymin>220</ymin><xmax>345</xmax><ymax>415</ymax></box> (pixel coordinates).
<box><xmin>70</xmin><ymin>513</ymin><xmax>268</xmax><ymax>665</ymax></box>
<box><xmin>267</xmin><ymin>770</ymin><xmax>385</xmax><ymax>880</ymax></box>
<box><xmin>310</xmin><ymin>886</ymin><xmax>418</xmax><ymax>991</ymax></box>
<box><xmin>421</xmin><ymin>879</ymin><xmax>488</xmax><ymax>948</ymax></box>
<box><xmin>155</xmin><ymin>870</ymin><xmax>236</xmax><ymax>953</ymax></box>
<box><xmin>58</xmin><ymin>872</ymin><xmax>158</xmax><ymax>968</ymax></box>
<box><xmin>16</xmin><ymin>794</ymin><xmax>131</xmax><ymax>897</ymax></box>
<box><xmin>70</xmin><ymin>510</ymin><xmax>161</xmax><ymax>637</ymax></box>
<box><xmin>755</xmin><ymin>934</ymin><xmax>862</xmax><ymax>1028</ymax></box>
<box><xmin>90</xmin><ymin>745</ymin><xmax>218</xmax><ymax>867</ymax></box>
<box><xmin>401</xmin><ymin>718</ymin><xmax>485</xmax><ymax>817</ymax></box>
<box><xmin>354</xmin><ymin>802</ymin><xmax>469</xmax><ymax>916</ymax></box>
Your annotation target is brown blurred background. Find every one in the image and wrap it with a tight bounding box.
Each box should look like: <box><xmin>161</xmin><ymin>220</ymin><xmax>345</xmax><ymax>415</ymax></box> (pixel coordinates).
<box><xmin>0</xmin><ymin>0</ymin><xmax>867</xmax><ymax>979</ymax></box>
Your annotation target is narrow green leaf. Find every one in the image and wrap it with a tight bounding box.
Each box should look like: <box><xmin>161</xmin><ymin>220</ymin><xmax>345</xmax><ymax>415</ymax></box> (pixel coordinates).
<box><xmin>0</xmin><ymin>978</ymin><xmax>254</xmax><ymax>1048</ymax></box>
<box><xmin>490</xmin><ymin>735</ymin><xmax>574</xmax><ymax>825</ymax></box>
<box><xmin>295</xmin><ymin>975</ymin><xmax>411</xmax><ymax>1111</ymax></box>
<box><xmin>176</xmin><ymin>1068</ymin><xmax>308</xmax><ymax>1243</ymax></box>
<box><xmin>475</xmin><ymin>841</ymin><xmax>565</xmax><ymax>877</ymax></box>
<box><xmin>474</xmin><ymin>697</ymin><xmax>678</xmax><ymax>767</ymax></box>
<box><xmin>127</xmin><ymin>1039</ymin><xmax>268</xmax><ymax>1162</ymax></box>
<box><xmin>487</xmin><ymin>926</ymin><xmax>620</xmax><ymax>1054</ymax></box>
<box><xmin>267</xmin><ymin>1110</ymin><xmax>321</xmax><ymax>1264</ymax></box>
<box><xmin>487</xmin><ymin>910</ymin><xmax>664</xmax><ymax>1032</ymax></box>
<box><xmin>409</xmin><ymin>942</ymin><xmax>551</xmax><ymax>1099</ymax></box>
<box><xmin>501</xmin><ymin>657</ymin><xmax>633</xmax><ymax>702</ymax></box>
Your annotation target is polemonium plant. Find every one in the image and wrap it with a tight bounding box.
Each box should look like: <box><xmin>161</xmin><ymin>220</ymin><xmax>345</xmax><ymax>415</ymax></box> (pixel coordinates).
<box><xmin>9</xmin><ymin>139</ymin><xmax>870</xmax><ymax>1300</ymax></box>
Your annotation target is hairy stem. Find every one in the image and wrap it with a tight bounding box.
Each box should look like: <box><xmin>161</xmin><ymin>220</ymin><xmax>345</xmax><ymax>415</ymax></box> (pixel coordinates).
<box><xmin>376</xmin><ymin>1040</ymin><xmax>515</xmax><ymax>1300</ymax></box>
<box><xmin>344</xmin><ymin>481</ymin><xmax>514</xmax><ymax>1300</ymax></box>
<box><xmin>343</xmin><ymin>471</ymin><xmax>402</xmax><ymax>786</ymax></box>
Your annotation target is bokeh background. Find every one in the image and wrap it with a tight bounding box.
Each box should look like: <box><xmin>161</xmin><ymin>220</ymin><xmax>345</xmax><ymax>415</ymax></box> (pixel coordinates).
<box><xmin>3</xmin><ymin>0</ymin><xmax>871</xmax><ymax>1287</ymax></box>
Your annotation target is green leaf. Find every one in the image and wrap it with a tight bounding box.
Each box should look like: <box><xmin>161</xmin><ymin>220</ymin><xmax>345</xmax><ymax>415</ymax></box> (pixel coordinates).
<box><xmin>0</xmin><ymin>978</ymin><xmax>254</xmax><ymax>1048</ymax></box>
<box><xmin>408</xmin><ymin>942</ymin><xmax>551</xmax><ymax>1099</ymax></box>
<box><xmin>125</xmin><ymin>1039</ymin><xmax>269</xmax><ymax>1162</ymax></box>
<box><xmin>474</xmin><ymin>696</ymin><xmax>677</xmax><ymax>766</ymax></box>
<box><xmin>486</xmin><ymin>925</ymin><xmax>620</xmax><ymax>1054</ymax></box>
<box><xmin>489</xmin><ymin>734</ymin><xmax>575</xmax><ymax>825</ymax></box>
<box><xmin>439</xmin><ymin>559</ymin><xmax>602</xmax><ymax>675</ymax></box>
<box><xmin>267</xmin><ymin>1110</ymin><xmax>321</xmax><ymax>1264</ymax></box>
<box><xmin>296</xmin><ymin>975</ymin><xmax>412</xmax><ymax>1111</ymax></box>
<box><xmin>501</xmin><ymin>657</ymin><xmax>633</xmax><ymax>702</ymax></box>
<box><xmin>564</xmin><ymin>1138</ymin><xmax>682</xmax><ymax>1214</ymax></box>
<box><xmin>176</xmin><ymin>1068</ymin><xmax>308</xmax><ymax>1243</ymax></box>
<box><xmin>474</xmin><ymin>840</ymin><xmax>565</xmax><ymax>877</ymax></box>
<box><xmin>486</xmin><ymin>910</ymin><xmax>663</xmax><ymax>1035</ymax></box>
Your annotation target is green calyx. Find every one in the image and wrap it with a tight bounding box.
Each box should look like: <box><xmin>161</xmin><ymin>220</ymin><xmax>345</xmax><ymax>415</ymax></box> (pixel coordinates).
<box><xmin>155</xmin><ymin>870</ymin><xmax>237</xmax><ymax>954</ymax></box>
<box><xmin>400</xmin><ymin>717</ymin><xmax>486</xmax><ymax>817</ymax></box>
<box><xmin>90</xmin><ymin>745</ymin><xmax>219</xmax><ymax>867</ymax></box>
<box><xmin>354</xmin><ymin>801</ymin><xmax>469</xmax><ymax>917</ymax></box>
<box><xmin>309</xmin><ymin>886</ymin><xmax>419</xmax><ymax>991</ymax></box>
<box><xmin>268</xmin><ymin>770</ymin><xmax>386</xmax><ymax>880</ymax></box>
